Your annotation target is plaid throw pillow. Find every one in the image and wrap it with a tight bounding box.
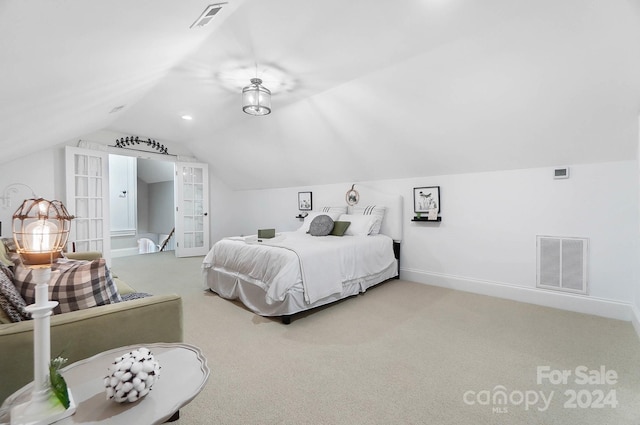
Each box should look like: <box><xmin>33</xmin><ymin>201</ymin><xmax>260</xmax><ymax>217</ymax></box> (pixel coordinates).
<box><xmin>13</xmin><ymin>258</ymin><xmax>122</xmax><ymax>314</ymax></box>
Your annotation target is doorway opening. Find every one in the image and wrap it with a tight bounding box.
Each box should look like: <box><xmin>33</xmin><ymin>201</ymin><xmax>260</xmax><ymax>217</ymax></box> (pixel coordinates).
<box><xmin>109</xmin><ymin>155</ymin><xmax>175</xmax><ymax>257</ymax></box>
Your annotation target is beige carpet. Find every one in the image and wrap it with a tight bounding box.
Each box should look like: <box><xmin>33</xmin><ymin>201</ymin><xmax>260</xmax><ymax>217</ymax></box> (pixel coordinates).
<box><xmin>113</xmin><ymin>252</ymin><xmax>640</xmax><ymax>425</ymax></box>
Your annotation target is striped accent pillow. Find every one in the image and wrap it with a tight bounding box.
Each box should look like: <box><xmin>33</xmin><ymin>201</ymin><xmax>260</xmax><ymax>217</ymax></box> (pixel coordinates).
<box><xmin>348</xmin><ymin>205</ymin><xmax>386</xmax><ymax>235</ymax></box>
<box><xmin>320</xmin><ymin>206</ymin><xmax>347</xmax><ymax>218</ymax></box>
<box><xmin>14</xmin><ymin>258</ymin><xmax>122</xmax><ymax>314</ymax></box>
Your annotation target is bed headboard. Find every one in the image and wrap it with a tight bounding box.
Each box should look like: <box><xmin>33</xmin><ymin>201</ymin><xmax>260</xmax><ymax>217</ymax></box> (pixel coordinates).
<box><xmin>321</xmin><ymin>184</ymin><xmax>403</xmax><ymax>242</ymax></box>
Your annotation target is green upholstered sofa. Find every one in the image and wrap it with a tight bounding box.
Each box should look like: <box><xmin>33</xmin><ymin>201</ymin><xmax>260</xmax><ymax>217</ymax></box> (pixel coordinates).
<box><xmin>0</xmin><ymin>253</ymin><xmax>183</xmax><ymax>403</ymax></box>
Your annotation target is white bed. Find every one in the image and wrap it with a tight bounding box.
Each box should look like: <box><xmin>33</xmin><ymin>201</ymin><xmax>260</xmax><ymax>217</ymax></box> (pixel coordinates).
<box><xmin>202</xmin><ymin>187</ymin><xmax>403</xmax><ymax>323</ymax></box>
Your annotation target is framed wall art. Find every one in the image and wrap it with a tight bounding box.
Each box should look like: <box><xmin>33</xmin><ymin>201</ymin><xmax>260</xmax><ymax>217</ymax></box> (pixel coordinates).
<box><xmin>413</xmin><ymin>186</ymin><xmax>440</xmax><ymax>214</ymax></box>
<box><xmin>345</xmin><ymin>184</ymin><xmax>359</xmax><ymax>206</ymax></box>
<box><xmin>298</xmin><ymin>191</ymin><xmax>312</xmax><ymax>211</ymax></box>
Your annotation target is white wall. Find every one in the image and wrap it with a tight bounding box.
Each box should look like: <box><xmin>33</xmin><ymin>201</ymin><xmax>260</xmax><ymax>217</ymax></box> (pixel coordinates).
<box><xmin>109</xmin><ymin>155</ymin><xmax>137</xmax><ymax>235</ymax></box>
<box><xmin>398</xmin><ymin>162</ymin><xmax>638</xmax><ymax>320</ymax></box>
<box><xmin>228</xmin><ymin>161</ymin><xmax>639</xmax><ymax>321</ymax></box>
<box><xmin>634</xmin><ymin>115</ymin><xmax>640</xmax><ymax>336</ymax></box>
<box><xmin>0</xmin><ymin>145</ymin><xmax>62</xmax><ymax>236</ymax></box>
<box><xmin>208</xmin><ymin>172</ymin><xmax>244</xmax><ymax>243</ymax></box>
<box><xmin>230</xmin><ymin>187</ymin><xmax>303</xmax><ymax>237</ymax></box>
<box><xmin>149</xmin><ymin>181</ymin><xmax>174</xmax><ymax>234</ymax></box>
<box><xmin>136</xmin><ymin>178</ymin><xmax>150</xmax><ymax>234</ymax></box>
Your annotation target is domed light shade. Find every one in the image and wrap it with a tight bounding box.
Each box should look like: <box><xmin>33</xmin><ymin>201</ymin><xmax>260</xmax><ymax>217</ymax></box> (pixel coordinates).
<box><xmin>12</xmin><ymin>198</ymin><xmax>73</xmax><ymax>266</ymax></box>
<box><xmin>242</xmin><ymin>78</ymin><xmax>271</xmax><ymax>116</ymax></box>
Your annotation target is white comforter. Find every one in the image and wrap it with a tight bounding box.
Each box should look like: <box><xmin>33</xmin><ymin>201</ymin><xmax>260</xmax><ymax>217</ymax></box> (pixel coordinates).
<box><xmin>202</xmin><ymin>231</ymin><xmax>396</xmax><ymax>304</ymax></box>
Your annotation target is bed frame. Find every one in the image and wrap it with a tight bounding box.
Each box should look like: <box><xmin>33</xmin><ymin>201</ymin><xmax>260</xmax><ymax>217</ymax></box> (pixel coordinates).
<box><xmin>206</xmin><ymin>185</ymin><xmax>403</xmax><ymax>324</ymax></box>
<box><xmin>280</xmin><ymin>238</ymin><xmax>401</xmax><ymax>324</ymax></box>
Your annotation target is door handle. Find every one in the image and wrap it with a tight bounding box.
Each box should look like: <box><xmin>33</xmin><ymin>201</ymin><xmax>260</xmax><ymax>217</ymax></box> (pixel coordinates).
<box><xmin>204</xmin><ymin>212</ymin><xmax>208</xmax><ymax>216</ymax></box>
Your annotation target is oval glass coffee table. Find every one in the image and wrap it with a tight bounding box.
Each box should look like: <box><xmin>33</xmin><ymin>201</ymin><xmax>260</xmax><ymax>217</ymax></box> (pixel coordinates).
<box><xmin>1</xmin><ymin>343</ymin><xmax>209</xmax><ymax>424</ymax></box>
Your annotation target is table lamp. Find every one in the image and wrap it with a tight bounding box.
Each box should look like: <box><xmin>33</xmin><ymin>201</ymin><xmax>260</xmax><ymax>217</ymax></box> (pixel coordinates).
<box><xmin>10</xmin><ymin>198</ymin><xmax>76</xmax><ymax>425</ymax></box>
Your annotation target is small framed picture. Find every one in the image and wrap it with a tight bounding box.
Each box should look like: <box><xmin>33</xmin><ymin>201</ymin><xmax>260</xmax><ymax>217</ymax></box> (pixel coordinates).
<box><xmin>345</xmin><ymin>184</ymin><xmax>359</xmax><ymax>206</ymax></box>
<box><xmin>298</xmin><ymin>192</ymin><xmax>312</xmax><ymax>211</ymax></box>
<box><xmin>414</xmin><ymin>186</ymin><xmax>440</xmax><ymax>214</ymax></box>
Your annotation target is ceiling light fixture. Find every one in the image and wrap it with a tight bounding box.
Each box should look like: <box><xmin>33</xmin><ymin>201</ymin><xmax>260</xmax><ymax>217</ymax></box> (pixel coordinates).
<box><xmin>181</xmin><ymin>115</ymin><xmax>193</xmax><ymax>120</ymax></box>
<box><xmin>242</xmin><ymin>78</ymin><xmax>271</xmax><ymax>116</ymax></box>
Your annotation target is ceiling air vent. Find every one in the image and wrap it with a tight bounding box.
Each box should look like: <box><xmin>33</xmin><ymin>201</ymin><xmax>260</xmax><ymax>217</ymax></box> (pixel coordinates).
<box><xmin>190</xmin><ymin>3</ymin><xmax>226</xmax><ymax>29</ymax></box>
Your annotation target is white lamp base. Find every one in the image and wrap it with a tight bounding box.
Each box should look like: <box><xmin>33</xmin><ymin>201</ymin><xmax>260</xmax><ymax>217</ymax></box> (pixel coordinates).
<box><xmin>10</xmin><ymin>388</ymin><xmax>76</xmax><ymax>425</ymax></box>
<box><xmin>10</xmin><ymin>267</ymin><xmax>76</xmax><ymax>425</ymax></box>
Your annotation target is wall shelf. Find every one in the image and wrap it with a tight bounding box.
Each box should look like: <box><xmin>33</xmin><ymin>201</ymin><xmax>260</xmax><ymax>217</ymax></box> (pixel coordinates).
<box><xmin>411</xmin><ymin>217</ymin><xmax>441</xmax><ymax>222</ymax></box>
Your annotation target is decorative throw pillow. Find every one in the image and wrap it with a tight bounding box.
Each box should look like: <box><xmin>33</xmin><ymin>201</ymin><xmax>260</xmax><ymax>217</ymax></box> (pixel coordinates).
<box><xmin>0</xmin><ymin>264</ymin><xmax>30</xmax><ymax>322</ymax></box>
<box><xmin>13</xmin><ymin>258</ymin><xmax>122</xmax><ymax>315</ymax></box>
<box><xmin>297</xmin><ymin>210</ymin><xmax>343</xmax><ymax>233</ymax></box>
<box><xmin>338</xmin><ymin>214</ymin><xmax>377</xmax><ymax>236</ymax></box>
<box><xmin>297</xmin><ymin>212</ymin><xmax>323</xmax><ymax>233</ymax></box>
<box><xmin>320</xmin><ymin>206</ymin><xmax>348</xmax><ymax>217</ymax></box>
<box><xmin>0</xmin><ymin>239</ymin><xmax>14</xmax><ymax>267</ymax></box>
<box><xmin>0</xmin><ymin>295</ymin><xmax>18</xmax><ymax>323</ymax></box>
<box><xmin>348</xmin><ymin>205</ymin><xmax>386</xmax><ymax>235</ymax></box>
<box><xmin>0</xmin><ymin>301</ymin><xmax>12</xmax><ymax>324</ymax></box>
<box><xmin>1</xmin><ymin>238</ymin><xmax>17</xmax><ymax>253</ymax></box>
<box><xmin>120</xmin><ymin>292</ymin><xmax>153</xmax><ymax>302</ymax></box>
<box><xmin>308</xmin><ymin>214</ymin><xmax>334</xmax><ymax>236</ymax></box>
<box><xmin>330</xmin><ymin>221</ymin><xmax>351</xmax><ymax>236</ymax></box>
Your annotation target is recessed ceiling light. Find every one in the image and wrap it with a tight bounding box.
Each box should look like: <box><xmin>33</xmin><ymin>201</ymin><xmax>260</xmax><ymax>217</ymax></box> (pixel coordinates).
<box><xmin>181</xmin><ymin>115</ymin><xmax>193</xmax><ymax>120</ymax></box>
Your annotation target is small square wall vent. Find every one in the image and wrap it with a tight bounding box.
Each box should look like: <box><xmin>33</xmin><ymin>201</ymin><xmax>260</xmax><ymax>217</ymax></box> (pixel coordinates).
<box><xmin>190</xmin><ymin>3</ymin><xmax>226</xmax><ymax>28</ymax></box>
<box><xmin>554</xmin><ymin>167</ymin><xmax>570</xmax><ymax>179</ymax></box>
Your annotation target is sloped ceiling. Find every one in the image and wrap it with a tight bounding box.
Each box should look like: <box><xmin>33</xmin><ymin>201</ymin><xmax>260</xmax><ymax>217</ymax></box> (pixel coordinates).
<box><xmin>1</xmin><ymin>0</ymin><xmax>639</xmax><ymax>190</ymax></box>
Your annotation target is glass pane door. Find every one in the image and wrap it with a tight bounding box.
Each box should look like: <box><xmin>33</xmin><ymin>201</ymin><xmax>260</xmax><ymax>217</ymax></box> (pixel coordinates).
<box><xmin>175</xmin><ymin>162</ymin><xmax>209</xmax><ymax>257</ymax></box>
<box><xmin>65</xmin><ymin>146</ymin><xmax>111</xmax><ymax>265</ymax></box>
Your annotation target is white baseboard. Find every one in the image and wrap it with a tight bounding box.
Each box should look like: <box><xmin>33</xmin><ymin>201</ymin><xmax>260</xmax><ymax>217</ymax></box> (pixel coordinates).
<box><xmin>631</xmin><ymin>305</ymin><xmax>640</xmax><ymax>340</ymax></box>
<box><xmin>401</xmin><ymin>268</ymin><xmax>632</xmax><ymax>322</ymax></box>
<box><xmin>110</xmin><ymin>247</ymin><xmax>139</xmax><ymax>258</ymax></box>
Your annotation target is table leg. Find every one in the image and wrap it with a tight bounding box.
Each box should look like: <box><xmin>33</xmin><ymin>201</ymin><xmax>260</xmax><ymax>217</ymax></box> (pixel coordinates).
<box><xmin>166</xmin><ymin>410</ymin><xmax>180</xmax><ymax>422</ymax></box>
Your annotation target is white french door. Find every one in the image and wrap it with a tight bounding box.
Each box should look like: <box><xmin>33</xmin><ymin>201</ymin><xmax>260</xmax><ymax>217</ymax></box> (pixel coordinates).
<box><xmin>174</xmin><ymin>162</ymin><xmax>210</xmax><ymax>257</ymax></box>
<box><xmin>65</xmin><ymin>146</ymin><xmax>111</xmax><ymax>265</ymax></box>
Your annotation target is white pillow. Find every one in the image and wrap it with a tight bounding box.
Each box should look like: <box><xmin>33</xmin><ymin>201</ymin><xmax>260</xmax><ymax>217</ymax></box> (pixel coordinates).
<box><xmin>297</xmin><ymin>211</ymin><xmax>343</xmax><ymax>233</ymax></box>
<box><xmin>320</xmin><ymin>206</ymin><xmax>347</xmax><ymax>216</ymax></box>
<box><xmin>348</xmin><ymin>205</ymin><xmax>386</xmax><ymax>235</ymax></box>
<box><xmin>338</xmin><ymin>214</ymin><xmax>377</xmax><ymax>236</ymax></box>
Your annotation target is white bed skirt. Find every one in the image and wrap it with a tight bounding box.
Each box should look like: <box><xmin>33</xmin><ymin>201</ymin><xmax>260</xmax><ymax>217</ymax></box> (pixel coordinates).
<box><xmin>205</xmin><ymin>261</ymin><xmax>398</xmax><ymax>317</ymax></box>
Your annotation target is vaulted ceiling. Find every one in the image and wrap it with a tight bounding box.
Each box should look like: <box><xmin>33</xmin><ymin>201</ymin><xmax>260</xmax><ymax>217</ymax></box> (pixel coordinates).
<box><xmin>1</xmin><ymin>0</ymin><xmax>639</xmax><ymax>190</ymax></box>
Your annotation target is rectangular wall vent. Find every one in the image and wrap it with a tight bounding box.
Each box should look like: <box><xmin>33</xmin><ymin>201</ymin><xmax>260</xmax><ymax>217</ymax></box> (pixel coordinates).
<box><xmin>190</xmin><ymin>3</ymin><xmax>227</xmax><ymax>29</ymax></box>
<box><xmin>536</xmin><ymin>236</ymin><xmax>588</xmax><ymax>294</ymax></box>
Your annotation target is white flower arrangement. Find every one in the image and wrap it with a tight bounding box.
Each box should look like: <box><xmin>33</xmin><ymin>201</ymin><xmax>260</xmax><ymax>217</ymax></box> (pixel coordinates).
<box><xmin>104</xmin><ymin>347</ymin><xmax>160</xmax><ymax>403</ymax></box>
